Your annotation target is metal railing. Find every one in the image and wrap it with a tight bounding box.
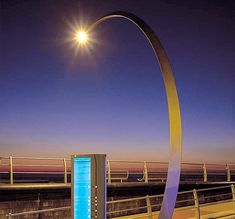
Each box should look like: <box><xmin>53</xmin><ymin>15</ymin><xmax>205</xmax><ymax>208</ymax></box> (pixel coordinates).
<box><xmin>1</xmin><ymin>156</ymin><xmax>235</xmax><ymax>185</ymax></box>
<box><xmin>0</xmin><ymin>156</ymin><xmax>71</xmax><ymax>185</ymax></box>
<box><xmin>7</xmin><ymin>206</ymin><xmax>71</xmax><ymax>219</ymax></box>
<box><xmin>6</xmin><ymin>184</ymin><xmax>235</xmax><ymax>218</ymax></box>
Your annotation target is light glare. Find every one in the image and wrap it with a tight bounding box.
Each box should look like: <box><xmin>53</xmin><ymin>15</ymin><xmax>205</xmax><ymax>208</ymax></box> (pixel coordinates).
<box><xmin>75</xmin><ymin>30</ymin><xmax>88</xmax><ymax>44</ymax></box>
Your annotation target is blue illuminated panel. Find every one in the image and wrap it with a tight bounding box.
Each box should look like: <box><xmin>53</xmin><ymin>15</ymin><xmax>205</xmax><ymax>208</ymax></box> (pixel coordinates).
<box><xmin>74</xmin><ymin>157</ymin><xmax>91</xmax><ymax>219</ymax></box>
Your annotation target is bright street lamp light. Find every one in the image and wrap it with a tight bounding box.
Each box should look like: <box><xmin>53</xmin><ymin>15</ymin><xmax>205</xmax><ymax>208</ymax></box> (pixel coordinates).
<box><xmin>74</xmin><ymin>30</ymin><xmax>88</xmax><ymax>44</ymax></box>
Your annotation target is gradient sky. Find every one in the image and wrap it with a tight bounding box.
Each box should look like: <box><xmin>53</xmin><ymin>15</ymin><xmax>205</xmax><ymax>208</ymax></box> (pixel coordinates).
<box><xmin>0</xmin><ymin>0</ymin><xmax>235</xmax><ymax>163</ymax></box>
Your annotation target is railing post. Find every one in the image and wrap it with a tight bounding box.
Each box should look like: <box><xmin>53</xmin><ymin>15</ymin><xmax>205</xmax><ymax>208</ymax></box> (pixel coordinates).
<box><xmin>8</xmin><ymin>213</ymin><xmax>12</xmax><ymax>219</ymax></box>
<box><xmin>146</xmin><ymin>195</ymin><xmax>152</xmax><ymax>219</ymax></box>
<box><xmin>144</xmin><ymin>161</ymin><xmax>148</xmax><ymax>183</ymax></box>
<box><xmin>9</xmin><ymin>156</ymin><xmax>13</xmax><ymax>185</ymax></box>
<box><xmin>226</xmin><ymin>164</ymin><xmax>231</xmax><ymax>182</ymax></box>
<box><xmin>107</xmin><ymin>160</ymin><xmax>111</xmax><ymax>184</ymax></box>
<box><xmin>63</xmin><ymin>158</ymin><xmax>67</xmax><ymax>184</ymax></box>
<box><xmin>203</xmin><ymin>163</ymin><xmax>207</xmax><ymax>182</ymax></box>
<box><xmin>193</xmin><ymin>189</ymin><xmax>200</xmax><ymax>219</ymax></box>
<box><xmin>231</xmin><ymin>184</ymin><xmax>235</xmax><ymax>212</ymax></box>
<box><xmin>0</xmin><ymin>157</ymin><xmax>1</xmax><ymax>184</ymax></box>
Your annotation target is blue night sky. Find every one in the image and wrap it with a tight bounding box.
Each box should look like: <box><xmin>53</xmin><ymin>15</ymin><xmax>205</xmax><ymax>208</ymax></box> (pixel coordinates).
<box><xmin>0</xmin><ymin>0</ymin><xmax>235</xmax><ymax>163</ymax></box>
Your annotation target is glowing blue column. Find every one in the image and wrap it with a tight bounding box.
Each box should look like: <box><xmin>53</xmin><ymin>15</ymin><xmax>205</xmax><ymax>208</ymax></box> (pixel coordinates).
<box><xmin>73</xmin><ymin>157</ymin><xmax>91</xmax><ymax>219</ymax></box>
<box><xmin>72</xmin><ymin>154</ymin><xmax>106</xmax><ymax>219</ymax></box>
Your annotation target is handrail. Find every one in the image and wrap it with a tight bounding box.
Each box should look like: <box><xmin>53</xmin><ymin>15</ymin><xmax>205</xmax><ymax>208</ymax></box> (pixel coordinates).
<box><xmin>5</xmin><ymin>156</ymin><xmax>70</xmax><ymax>160</ymax></box>
<box><xmin>1</xmin><ymin>155</ymin><xmax>234</xmax><ymax>165</ymax></box>
<box><xmin>7</xmin><ymin>206</ymin><xmax>71</xmax><ymax>218</ymax></box>
<box><xmin>197</xmin><ymin>185</ymin><xmax>231</xmax><ymax>192</ymax></box>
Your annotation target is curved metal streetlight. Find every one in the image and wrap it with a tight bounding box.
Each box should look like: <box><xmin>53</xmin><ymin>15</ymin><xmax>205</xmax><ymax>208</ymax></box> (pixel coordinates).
<box><xmin>85</xmin><ymin>11</ymin><xmax>182</xmax><ymax>218</ymax></box>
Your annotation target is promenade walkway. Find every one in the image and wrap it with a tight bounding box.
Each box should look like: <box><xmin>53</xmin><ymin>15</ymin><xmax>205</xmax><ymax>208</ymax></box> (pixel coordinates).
<box><xmin>115</xmin><ymin>200</ymin><xmax>235</xmax><ymax>219</ymax></box>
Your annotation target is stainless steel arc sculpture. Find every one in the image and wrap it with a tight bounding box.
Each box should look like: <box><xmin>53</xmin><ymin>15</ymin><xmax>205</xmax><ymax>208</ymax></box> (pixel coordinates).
<box><xmin>89</xmin><ymin>11</ymin><xmax>182</xmax><ymax>219</ymax></box>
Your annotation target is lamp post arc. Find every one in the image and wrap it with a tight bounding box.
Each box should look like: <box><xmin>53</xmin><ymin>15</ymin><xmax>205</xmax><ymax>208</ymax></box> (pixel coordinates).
<box><xmin>89</xmin><ymin>11</ymin><xmax>182</xmax><ymax>218</ymax></box>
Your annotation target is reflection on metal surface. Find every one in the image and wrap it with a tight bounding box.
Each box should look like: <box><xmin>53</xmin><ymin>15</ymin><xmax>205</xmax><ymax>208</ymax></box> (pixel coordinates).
<box><xmin>89</xmin><ymin>11</ymin><xmax>182</xmax><ymax>218</ymax></box>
